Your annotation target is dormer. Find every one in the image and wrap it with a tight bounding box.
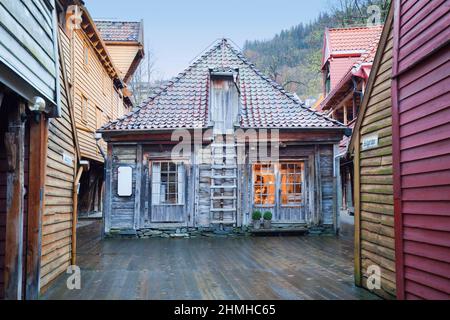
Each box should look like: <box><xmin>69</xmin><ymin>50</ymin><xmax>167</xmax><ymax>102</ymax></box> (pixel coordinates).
<box><xmin>209</xmin><ymin>68</ymin><xmax>240</xmax><ymax>135</ymax></box>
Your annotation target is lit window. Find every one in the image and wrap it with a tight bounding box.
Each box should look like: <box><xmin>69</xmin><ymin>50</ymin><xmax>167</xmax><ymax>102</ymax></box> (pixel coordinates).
<box><xmin>151</xmin><ymin>162</ymin><xmax>185</xmax><ymax>205</ymax></box>
<box><xmin>253</xmin><ymin>164</ymin><xmax>276</xmax><ymax>206</ymax></box>
<box><xmin>280</xmin><ymin>163</ymin><xmax>303</xmax><ymax>206</ymax></box>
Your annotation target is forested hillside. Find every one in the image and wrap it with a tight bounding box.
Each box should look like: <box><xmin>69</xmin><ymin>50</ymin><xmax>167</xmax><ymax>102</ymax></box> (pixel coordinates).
<box><xmin>243</xmin><ymin>0</ymin><xmax>390</xmax><ymax>102</ymax></box>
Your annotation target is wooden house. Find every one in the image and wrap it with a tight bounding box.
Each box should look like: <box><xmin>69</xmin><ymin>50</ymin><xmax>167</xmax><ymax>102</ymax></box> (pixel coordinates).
<box><xmin>349</xmin><ymin>0</ymin><xmax>450</xmax><ymax>300</ymax></box>
<box><xmin>0</xmin><ymin>0</ymin><xmax>79</xmax><ymax>299</ymax></box>
<box><xmin>319</xmin><ymin>25</ymin><xmax>383</xmax><ymax>215</ymax></box>
<box><xmin>99</xmin><ymin>39</ymin><xmax>346</xmax><ymax>234</ymax></box>
<box><xmin>95</xmin><ymin>20</ymin><xmax>145</xmax><ymax>84</ymax></box>
<box><xmin>58</xmin><ymin>1</ymin><xmax>143</xmax><ymax>217</ymax></box>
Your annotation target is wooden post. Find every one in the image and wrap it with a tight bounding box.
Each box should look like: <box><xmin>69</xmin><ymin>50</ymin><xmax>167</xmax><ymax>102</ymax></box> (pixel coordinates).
<box><xmin>4</xmin><ymin>102</ymin><xmax>25</xmax><ymax>300</ymax></box>
<box><xmin>25</xmin><ymin>114</ymin><xmax>48</xmax><ymax>300</ymax></box>
<box><xmin>134</xmin><ymin>144</ymin><xmax>143</xmax><ymax>230</ymax></box>
<box><xmin>71</xmin><ymin>167</ymin><xmax>84</xmax><ymax>265</ymax></box>
<box><xmin>354</xmin><ymin>131</ymin><xmax>362</xmax><ymax>287</ymax></box>
<box><xmin>343</xmin><ymin>105</ymin><xmax>348</xmax><ymax>125</ymax></box>
<box><xmin>103</xmin><ymin>144</ymin><xmax>113</xmax><ymax>235</ymax></box>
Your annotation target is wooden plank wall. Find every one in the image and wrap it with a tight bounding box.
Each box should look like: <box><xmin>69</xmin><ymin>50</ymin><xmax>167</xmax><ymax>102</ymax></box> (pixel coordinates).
<box><xmin>110</xmin><ymin>145</ymin><xmax>137</xmax><ymax>229</ymax></box>
<box><xmin>0</xmin><ymin>0</ymin><xmax>58</xmax><ymax>102</ymax></box>
<box><xmin>39</xmin><ymin>29</ymin><xmax>77</xmax><ymax>290</ymax></box>
<box><xmin>106</xmin><ymin>44</ymin><xmax>140</xmax><ymax>79</ymax></box>
<box><xmin>357</xmin><ymin>24</ymin><xmax>395</xmax><ymax>299</ymax></box>
<box><xmin>72</xmin><ymin>29</ymin><xmax>125</xmax><ymax>163</ymax></box>
<box><xmin>319</xmin><ymin>145</ymin><xmax>335</xmax><ymax>226</ymax></box>
<box><xmin>394</xmin><ymin>0</ymin><xmax>450</xmax><ymax>300</ymax></box>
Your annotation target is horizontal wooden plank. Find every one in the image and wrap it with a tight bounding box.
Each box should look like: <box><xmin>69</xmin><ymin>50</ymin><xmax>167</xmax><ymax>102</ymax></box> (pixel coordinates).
<box><xmin>404</xmin><ymin>227</ymin><xmax>450</xmax><ymax>248</ymax></box>
<box><xmin>404</xmin><ymin>240</ymin><xmax>450</xmax><ymax>264</ymax></box>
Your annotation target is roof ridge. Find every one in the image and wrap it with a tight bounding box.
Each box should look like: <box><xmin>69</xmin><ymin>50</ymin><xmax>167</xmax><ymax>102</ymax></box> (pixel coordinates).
<box><xmin>328</xmin><ymin>24</ymin><xmax>384</xmax><ymax>31</ymax></box>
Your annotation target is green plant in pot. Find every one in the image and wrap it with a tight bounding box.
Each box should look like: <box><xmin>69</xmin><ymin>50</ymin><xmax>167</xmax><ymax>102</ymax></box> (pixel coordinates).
<box><xmin>263</xmin><ymin>211</ymin><xmax>273</xmax><ymax>229</ymax></box>
<box><xmin>252</xmin><ymin>210</ymin><xmax>262</xmax><ymax>229</ymax></box>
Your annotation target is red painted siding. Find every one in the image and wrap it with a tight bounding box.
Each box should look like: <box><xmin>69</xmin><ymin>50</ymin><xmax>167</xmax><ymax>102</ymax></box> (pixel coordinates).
<box><xmin>393</xmin><ymin>0</ymin><xmax>450</xmax><ymax>300</ymax></box>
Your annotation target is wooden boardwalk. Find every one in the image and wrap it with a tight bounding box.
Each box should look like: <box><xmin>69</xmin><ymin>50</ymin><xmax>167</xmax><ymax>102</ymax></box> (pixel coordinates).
<box><xmin>41</xmin><ymin>221</ymin><xmax>378</xmax><ymax>300</ymax></box>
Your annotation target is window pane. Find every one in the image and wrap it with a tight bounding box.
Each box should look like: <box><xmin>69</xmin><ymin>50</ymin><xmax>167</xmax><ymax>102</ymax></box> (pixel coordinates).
<box><xmin>253</xmin><ymin>164</ymin><xmax>275</xmax><ymax>206</ymax></box>
<box><xmin>281</xmin><ymin>162</ymin><xmax>303</xmax><ymax>205</ymax></box>
<box><xmin>152</xmin><ymin>162</ymin><xmax>184</xmax><ymax>205</ymax></box>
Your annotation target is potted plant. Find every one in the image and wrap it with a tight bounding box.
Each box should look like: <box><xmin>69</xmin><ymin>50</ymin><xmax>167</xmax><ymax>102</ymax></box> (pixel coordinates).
<box><xmin>263</xmin><ymin>211</ymin><xmax>273</xmax><ymax>229</ymax></box>
<box><xmin>252</xmin><ymin>210</ymin><xmax>262</xmax><ymax>229</ymax></box>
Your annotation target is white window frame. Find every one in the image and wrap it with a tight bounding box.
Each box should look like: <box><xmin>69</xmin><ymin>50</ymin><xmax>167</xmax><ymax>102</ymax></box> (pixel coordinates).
<box><xmin>151</xmin><ymin>161</ymin><xmax>185</xmax><ymax>206</ymax></box>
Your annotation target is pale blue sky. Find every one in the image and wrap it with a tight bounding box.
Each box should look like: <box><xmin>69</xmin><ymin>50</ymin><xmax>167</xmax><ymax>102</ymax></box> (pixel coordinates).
<box><xmin>85</xmin><ymin>0</ymin><xmax>330</xmax><ymax>78</ymax></box>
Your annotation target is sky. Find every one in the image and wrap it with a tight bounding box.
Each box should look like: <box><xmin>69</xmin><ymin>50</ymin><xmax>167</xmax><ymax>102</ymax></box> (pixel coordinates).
<box><xmin>85</xmin><ymin>0</ymin><xmax>330</xmax><ymax>79</ymax></box>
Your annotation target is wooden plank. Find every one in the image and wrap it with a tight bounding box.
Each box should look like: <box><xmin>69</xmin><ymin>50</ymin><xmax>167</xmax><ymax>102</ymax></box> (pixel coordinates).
<box><xmin>25</xmin><ymin>114</ymin><xmax>48</xmax><ymax>299</ymax></box>
<box><xmin>4</xmin><ymin>102</ymin><xmax>25</xmax><ymax>300</ymax></box>
<box><xmin>354</xmin><ymin>132</ymin><xmax>361</xmax><ymax>286</ymax></box>
<box><xmin>134</xmin><ymin>145</ymin><xmax>142</xmax><ymax>230</ymax></box>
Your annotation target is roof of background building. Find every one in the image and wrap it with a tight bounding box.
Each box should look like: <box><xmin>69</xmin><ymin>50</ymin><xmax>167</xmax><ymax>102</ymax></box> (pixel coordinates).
<box><xmin>94</xmin><ymin>20</ymin><xmax>143</xmax><ymax>43</ymax></box>
<box><xmin>327</xmin><ymin>25</ymin><xmax>384</xmax><ymax>54</ymax></box>
<box><xmin>100</xmin><ymin>39</ymin><xmax>344</xmax><ymax>132</ymax></box>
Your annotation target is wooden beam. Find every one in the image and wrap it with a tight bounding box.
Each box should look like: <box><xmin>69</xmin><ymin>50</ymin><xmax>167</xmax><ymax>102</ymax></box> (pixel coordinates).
<box><xmin>4</xmin><ymin>102</ymin><xmax>25</xmax><ymax>300</ymax></box>
<box><xmin>25</xmin><ymin>114</ymin><xmax>48</xmax><ymax>300</ymax></box>
<box><xmin>71</xmin><ymin>167</ymin><xmax>84</xmax><ymax>265</ymax></box>
<box><xmin>354</xmin><ymin>130</ymin><xmax>362</xmax><ymax>287</ymax></box>
<box><xmin>103</xmin><ymin>144</ymin><xmax>113</xmax><ymax>235</ymax></box>
<box><xmin>134</xmin><ymin>145</ymin><xmax>143</xmax><ymax>230</ymax></box>
<box><xmin>343</xmin><ymin>104</ymin><xmax>348</xmax><ymax>125</ymax></box>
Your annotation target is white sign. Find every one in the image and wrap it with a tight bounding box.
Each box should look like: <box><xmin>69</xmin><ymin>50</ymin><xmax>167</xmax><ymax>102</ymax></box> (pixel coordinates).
<box><xmin>62</xmin><ymin>153</ymin><xmax>73</xmax><ymax>166</ymax></box>
<box><xmin>117</xmin><ymin>166</ymin><xmax>133</xmax><ymax>197</ymax></box>
<box><xmin>362</xmin><ymin>134</ymin><xmax>379</xmax><ymax>150</ymax></box>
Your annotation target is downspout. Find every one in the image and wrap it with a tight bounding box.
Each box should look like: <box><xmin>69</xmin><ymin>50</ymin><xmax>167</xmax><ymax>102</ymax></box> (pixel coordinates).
<box><xmin>352</xmin><ymin>76</ymin><xmax>363</xmax><ymax>117</ymax></box>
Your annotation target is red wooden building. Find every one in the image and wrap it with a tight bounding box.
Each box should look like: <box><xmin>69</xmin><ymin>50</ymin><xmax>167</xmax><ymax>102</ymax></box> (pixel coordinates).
<box><xmin>392</xmin><ymin>0</ymin><xmax>450</xmax><ymax>300</ymax></box>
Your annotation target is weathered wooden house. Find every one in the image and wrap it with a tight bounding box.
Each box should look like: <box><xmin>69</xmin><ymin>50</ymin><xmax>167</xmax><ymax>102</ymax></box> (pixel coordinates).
<box><xmin>99</xmin><ymin>39</ymin><xmax>346</xmax><ymax>234</ymax></box>
<box><xmin>60</xmin><ymin>1</ymin><xmax>144</xmax><ymax>217</ymax></box>
<box><xmin>350</xmin><ymin>0</ymin><xmax>450</xmax><ymax>300</ymax></box>
<box><xmin>319</xmin><ymin>25</ymin><xmax>383</xmax><ymax>215</ymax></box>
<box><xmin>0</xmin><ymin>0</ymin><xmax>80</xmax><ymax>299</ymax></box>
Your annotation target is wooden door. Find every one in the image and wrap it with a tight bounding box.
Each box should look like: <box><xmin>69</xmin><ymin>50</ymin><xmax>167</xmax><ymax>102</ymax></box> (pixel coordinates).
<box><xmin>149</xmin><ymin>161</ymin><xmax>186</xmax><ymax>223</ymax></box>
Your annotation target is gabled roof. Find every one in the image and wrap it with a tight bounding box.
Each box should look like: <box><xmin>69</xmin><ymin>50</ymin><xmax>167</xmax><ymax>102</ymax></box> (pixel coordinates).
<box><xmin>322</xmin><ymin>25</ymin><xmax>384</xmax><ymax>67</ymax></box>
<box><xmin>99</xmin><ymin>39</ymin><xmax>344</xmax><ymax>132</ymax></box>
<box><xmin>94</xmin><ymin>20</ymin><xmax>143</xmax><ymax>43</ymax></box>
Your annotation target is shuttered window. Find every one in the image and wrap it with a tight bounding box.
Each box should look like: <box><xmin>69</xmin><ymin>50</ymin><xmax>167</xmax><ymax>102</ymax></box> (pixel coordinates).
<box><xmin>151</xmin><ymin>162</ymin><xmax>184</xmax><ymax>205</ymax></box>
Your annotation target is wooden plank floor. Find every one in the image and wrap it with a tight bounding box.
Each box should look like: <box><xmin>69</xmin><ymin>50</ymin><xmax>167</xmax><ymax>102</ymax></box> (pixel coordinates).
<box><xmin>41</xmin><ymin>220</ymin><xmax>378</xmax><ymax>300</ymax></box>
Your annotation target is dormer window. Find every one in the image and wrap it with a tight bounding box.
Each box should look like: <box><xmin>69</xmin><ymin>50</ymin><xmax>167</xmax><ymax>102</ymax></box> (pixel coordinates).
<box><xmin>209</xmin><ymin>68</ymin><xmax>240</xmax><ymax>134</ymax></box>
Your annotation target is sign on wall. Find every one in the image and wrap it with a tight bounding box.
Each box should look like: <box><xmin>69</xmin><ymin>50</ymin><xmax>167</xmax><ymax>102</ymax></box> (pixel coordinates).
<box><xmin>117</xmin><ymin>166</ymin><xmax>133</xmax><ymax>196</ymax></box>
<box><xmin>362</xmin><ymin>134</ymin><xmax>379</xmax><ymax>151</ymax></box>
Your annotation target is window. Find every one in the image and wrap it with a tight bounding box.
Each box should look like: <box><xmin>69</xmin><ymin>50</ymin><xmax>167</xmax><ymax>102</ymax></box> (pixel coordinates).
<box><xmin>83</xmin><ymin>43</ymin><xmax>89</xmax><ymax>66</ymax></box>
<box><xmin>151</xmin><ymin>162</ymin><xmax>185</xmax><ymax>205</ymax></box>
<box><xmin>253</xmin><ymin>164</ymin><xmax>276</xmax><ymax>206</ymax></box>
<box><xmin>280</xmin><ymin>163</ymin><xmax>303</xmax><ymax>206</ymax></box>
<box><xmin>96</xmin><ymin>106</ymin><xmax>103</xmax><ymax>128</ymax></box>
<box><xmin>81</xmin><ymin>95</ymin><xmax>88</xmax><ymax>121</ymax></box>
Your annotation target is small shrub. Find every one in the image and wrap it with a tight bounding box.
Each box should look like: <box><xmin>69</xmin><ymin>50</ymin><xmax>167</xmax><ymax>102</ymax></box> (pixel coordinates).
<box><xmin>263</xmin><ymin>211</ymin><xmax>273</xmax><ymax>221</ymax></box>
<box><xmin>252</xmin><ymin>210</ymin><xmax>262</xmax><ymax>221</ymax></box>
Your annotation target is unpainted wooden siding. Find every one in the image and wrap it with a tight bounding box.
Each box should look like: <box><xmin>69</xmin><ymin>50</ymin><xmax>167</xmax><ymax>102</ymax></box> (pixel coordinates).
<box><xmin>106</xmin><ymin>44</ymin><xmax>140</xmax><ymax>79</ymax></box>
<box><xmin>0</xmin><ymin>0</ymin><xmax>58</xmax><ymax>105</ymax></box>
<box><xmin>0</xmin><ymin>115</ymin><xmax>6</xmax><ymax>299</ymax></box>
<box><xmin>72</xmin><ymin>29</ymin><xmax>126</xmax><ymax>163</ymax></box>
<box><xmin>357</xmin><ymin>23</ymin><xmax>395</xmax><ymax>299</ymax></box>
<box><xmin>394</xmin><ymin>0</ymin><xmax>450</xmax><ymax>300</ymax></box>
<box><xmin>39</xmin><ymin>29</ymin><xmax>77</xmax><ymax>290</ymax></box>
<box><xmin>110</xmin><ymin>146</ymin><xmax>137</xmax><ymax>229</ymax></box>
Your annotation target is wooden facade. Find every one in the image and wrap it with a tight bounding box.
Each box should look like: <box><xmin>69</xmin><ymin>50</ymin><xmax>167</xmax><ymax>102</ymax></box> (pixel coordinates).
<box><xmin>391</xmin><ymin>0</ymin><xmax>450</xmax><ymax>300</ymax></box>
<box><xmin>349</xmin><ymin>4</ymin><xmax>395</xmax><ymax>299</ymax></box>
<box><xmin>350</xmin><ymin>0</ymin><xmax>450</xmax><ymax>300</ymax></box>
<box><xmin>101</xmin><ymin>132</ymin><xmax>342</xmax><ymax>233</ymax></box>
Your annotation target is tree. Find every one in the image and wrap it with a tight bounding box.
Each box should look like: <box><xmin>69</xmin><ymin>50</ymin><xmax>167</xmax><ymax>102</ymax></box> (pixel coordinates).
<box><xmin>129</xmin><ymin>45</ymin><xmax>156</xmax><ymax>106</ymax></box>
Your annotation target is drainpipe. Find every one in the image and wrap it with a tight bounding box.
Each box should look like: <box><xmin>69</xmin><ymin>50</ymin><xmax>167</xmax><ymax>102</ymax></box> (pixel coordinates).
<box><xmin>352</xmin><ymin>76</ymin><xmax>363</xmax><ymax>118</ymax></box>
<box><xmin>95</xmin><ymin>133</ymin><xmax>106</xmax><ymax>161</ymax></box>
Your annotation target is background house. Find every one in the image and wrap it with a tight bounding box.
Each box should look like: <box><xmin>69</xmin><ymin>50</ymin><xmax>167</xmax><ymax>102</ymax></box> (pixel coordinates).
<box><xmin>59</xmin><ymin>1</ymin><xmax>144</xmax><ymax>218</ymax></box>
<box><xmin>319</xmin><ymin>25</ymin><xmax>383</xmax><ymax>215</ymax></box>
<box><xmin>350</xmin><ymin>0</ymin><xmax>450</xmax><ymax>300</ymax></box>
<box><xmin>99</xmin><ymin>39</ymin><xmax>346</xmax><ymax>234</ymax></box>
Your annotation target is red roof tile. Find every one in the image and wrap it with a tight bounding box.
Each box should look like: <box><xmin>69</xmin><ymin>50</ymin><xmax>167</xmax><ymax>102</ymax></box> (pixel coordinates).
<box><xmin>100</xmin><ymin>39</ymin><xmax>344</xmax><ymax>132</ymax></box>
<box><xmin>327</xmin><ymin>25</ymin><xmax>384</xmax><ymax>54</ymax></box>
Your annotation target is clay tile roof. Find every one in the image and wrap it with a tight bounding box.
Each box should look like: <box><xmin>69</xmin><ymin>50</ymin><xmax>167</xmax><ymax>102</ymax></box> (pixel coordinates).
<box><xmin>328</xmin><ymin>25</ymin><xmax>384</xmax><ymax>53</ymax></box>
<box><xmin>100</xmin><ymin>39</ymin><xmax>344</xmax><ymax>132</ymax></box>
<box><xmin>94</xmin><ymin>20</ymin><xmax>142</xmax><ymax>43</ymax></box>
